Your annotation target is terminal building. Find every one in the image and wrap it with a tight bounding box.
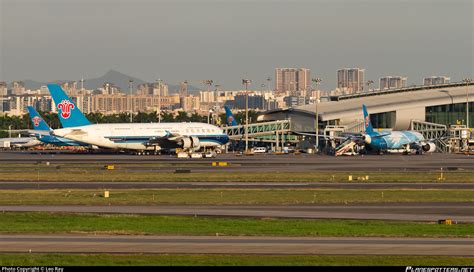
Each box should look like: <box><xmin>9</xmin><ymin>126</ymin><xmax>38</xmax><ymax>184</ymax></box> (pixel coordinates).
<box><xmin>259</xmin><ymin>81</ymin><xmax>474</xmax><ymax>131</ymax></box>
<box><xmin>254</xmin><ymin>81</ymin><xmax>474</xmax><ymax>153</ymax></box>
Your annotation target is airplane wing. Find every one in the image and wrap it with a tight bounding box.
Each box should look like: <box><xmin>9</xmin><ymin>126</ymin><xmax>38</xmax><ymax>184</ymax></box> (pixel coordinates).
<box><xmin>0</xmin><ymin>129</ymin><xmax>51</xmax><ymax>136</ymax></box>
<box><xmin>145</xmin><ymin>131</ymin><xmax>184</xmax><ymax>146</ymax></box>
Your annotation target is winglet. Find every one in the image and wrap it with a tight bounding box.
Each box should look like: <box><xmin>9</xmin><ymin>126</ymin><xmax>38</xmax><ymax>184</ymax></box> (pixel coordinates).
<box><xmin>27</xmin><ymin>106</ymin><xmax>51</xmax><ymax>131</ymax></box>
<box><xmin>47</xmin><ymin>84</ymin><xmax>91</xmax><ymax>128</ymax></box>
<box><xmin>224</xmin><ymin>106</ymin><xmax>237</xmax><ymax>126</ymax></box>
<box><xmin>362</xmin><ymin>104</ymin><xmax>374</xmax><ymax>135</ymax></box>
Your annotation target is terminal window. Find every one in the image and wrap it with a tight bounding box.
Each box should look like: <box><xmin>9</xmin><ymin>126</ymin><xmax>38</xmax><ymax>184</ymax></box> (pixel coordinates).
<box><xmin>426</xmin><ymin>102</ymin><xmax>474</xmax><ymax>127</ymax></box>
<box><xmin>369</xmin><ymin>111</ymin><xmax>396</xmax><ymax>129</ymax></box>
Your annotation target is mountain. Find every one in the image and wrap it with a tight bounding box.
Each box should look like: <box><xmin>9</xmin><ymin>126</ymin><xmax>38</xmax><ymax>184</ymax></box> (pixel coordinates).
<box><xmin>84</xmin><ymin>69</ymin><xmax>147</xmax><ymax>92</ymax></box>
<box><xmin>12</xmin><ymin>70</ymin><xmax>200</xmax><ymax>94</ymax></box>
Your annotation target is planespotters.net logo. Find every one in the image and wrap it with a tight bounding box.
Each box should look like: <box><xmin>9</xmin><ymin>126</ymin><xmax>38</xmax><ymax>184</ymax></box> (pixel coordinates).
<box><xmin>57</xmin><ymin>100</ymin><xmax>75</xmax><ymax>119</ymax></box>
<box><xmin>406</xmin><ymin>267</ymin><xmax>474</xmax><ymax>272</ymax></box>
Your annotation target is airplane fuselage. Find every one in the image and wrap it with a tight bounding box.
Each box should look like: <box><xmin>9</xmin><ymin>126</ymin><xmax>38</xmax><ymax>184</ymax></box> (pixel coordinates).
<box><xmin>53</xmin><ymin>122</ymin><xmax>229</xmax><ymax>151</ymax></box>
<box><xmin>35</xmin><ymin>134</ymin><xmax>88</xmax><ymax>147</ymax></box>
<box><xmin>367</xmin><ymin>130</ymin><xmax>425</xmax><ymax>151</ymax></box>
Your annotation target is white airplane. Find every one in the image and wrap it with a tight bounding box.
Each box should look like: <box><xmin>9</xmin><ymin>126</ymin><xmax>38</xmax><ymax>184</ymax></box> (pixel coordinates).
<box><xmin>0</xmin><ymin>136</ymin><xmax>41</xmax><ymax>149</ymax></box>
<box><xmin>47</xmin><ymin>84</ymin><xmax>229</xmax><ymax>154</ymax></box>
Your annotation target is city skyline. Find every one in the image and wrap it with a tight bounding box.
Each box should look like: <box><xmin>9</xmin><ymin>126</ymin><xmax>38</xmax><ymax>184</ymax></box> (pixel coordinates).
<box><xmin>0</xmin><ymin>0</ymin><xmax>472</xmax><ymax>90</ymax></box>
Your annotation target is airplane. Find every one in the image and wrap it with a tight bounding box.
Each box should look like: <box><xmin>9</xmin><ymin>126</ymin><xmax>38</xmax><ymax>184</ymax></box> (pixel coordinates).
<box><xmin>0</xmin><ymin>136</ymin><xmax>41</xmax><ymax>149</ymax></box>
<box><xmin>47</xmin><ymin>84</ymin><xmax>230</xmax><ymax>154</ymax></box>
<box><xmin>361</xmin><ymin>104</ymin><xmax>436</xmax><ymax>154</ymax></box>
<box><xmin>26</xmin><ymin>106</ymin><xmax>89</xmax><ymax>147</ymax></box>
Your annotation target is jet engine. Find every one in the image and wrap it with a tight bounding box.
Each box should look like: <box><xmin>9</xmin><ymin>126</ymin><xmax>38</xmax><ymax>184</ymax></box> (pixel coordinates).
<box><xmin>362</xmin><ymin>134</ymin><xmax>371</xmax><ymax>144</ymax></box>
<box><xmin>181</xmin><ymin>136</ymin><xmax>201</xmax><ymax>151</ymax></box>
<box><xmin>422</xmin><ymin>142</ymin><xmax>436</xmax><ymax>153</ymax></box>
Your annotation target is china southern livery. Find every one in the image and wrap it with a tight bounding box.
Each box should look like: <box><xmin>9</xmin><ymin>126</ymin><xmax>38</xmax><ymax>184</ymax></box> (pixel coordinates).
<box><xmin>224</xmin><ymin>106</ymin><xmax>238</xmax><ymax>126</ymax></box>
<box><xmin>27</xmin><ymin>106</ymin><xmax>89</xmax><ymax>147</ymax></box>
<box><xmin>47</xmin><ymin>84</ymin><xmax>229</xmax><ymax>153</ymax></box>
<box><xmin>362</xmin><ymin>104</ymin><xmax>436</xmax><ymax>154</ymax></box>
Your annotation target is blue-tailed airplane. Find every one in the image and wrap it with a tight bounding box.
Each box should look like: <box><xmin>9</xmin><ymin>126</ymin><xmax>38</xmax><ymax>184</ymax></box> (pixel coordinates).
<box><xmin>48</xmin><ymin>84</ymin><xmax>229</xmax><ymax>153</ymax></box>
<box><xmin>361</xmin><ymin>104</ymin><xmax>436</xmax><ymax>154</ymax></box>
<box><xmin>224</xmin><ymin>106</ymin><xmax>238</xmax><ymax>126</ymax></box>
<box><xmin>27</xmin><ymin>106</ymin><xmax>89</xmax><ymax>147</ymax></box>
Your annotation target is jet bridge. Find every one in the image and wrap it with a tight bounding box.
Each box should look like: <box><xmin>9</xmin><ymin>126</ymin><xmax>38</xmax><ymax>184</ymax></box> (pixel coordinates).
<box><xmin>221</xmin><ymin>120</ymin><xmax>293</xmax><ymax>151</ymax></box>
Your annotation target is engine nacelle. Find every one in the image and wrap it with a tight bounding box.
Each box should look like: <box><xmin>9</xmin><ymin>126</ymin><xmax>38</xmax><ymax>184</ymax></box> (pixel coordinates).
<box><xmin>181</xmin><ymin>136</ymin><xmax>201</xmax><ymax>151</ymax></box>
<box><xmin>422</xmin><ymin>142</ymin><xmax>436</xmax><ymax>153</ymax></box>
<box><xmin>363</xmin><ymin>134</ymin><xmax>372</xmax><ymax>144</ymax></box>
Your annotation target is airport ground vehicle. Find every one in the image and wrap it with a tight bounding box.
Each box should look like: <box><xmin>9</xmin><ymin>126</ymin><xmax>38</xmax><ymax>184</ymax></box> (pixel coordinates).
<box><xmin>252</xmin><ymin>147</ymin><xmax>267</xmax><ymax>153</ymax></box>
<box><xmin>204</xmin><ymin>151</ymin><xmax>217</xmax><ymax>158</ymax></box>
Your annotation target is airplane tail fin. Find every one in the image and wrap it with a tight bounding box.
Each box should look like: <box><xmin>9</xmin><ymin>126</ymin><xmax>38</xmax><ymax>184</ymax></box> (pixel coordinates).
<box><xmin>47</xmin><ymin>84</ymin><xmax>91</xmax><ymax>128</ymax></box>
<box><xmin>362</xmin><ymin>104</ymin><xmax>375</xmax><ymax>135</ymax></box>
<box><xmin>27</xmin><ymin>106</ymin><xmax>51</xmax><ymax>131</ymax></box>
<box><xmin>224</xmin><ymin>106</ymin><xmax>238</xmax><ymax>126</ymax></box>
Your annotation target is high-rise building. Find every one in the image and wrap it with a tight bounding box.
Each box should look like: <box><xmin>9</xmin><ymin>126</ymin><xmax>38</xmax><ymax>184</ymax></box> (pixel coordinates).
<box><xmin>102</xmin><ymin>82</ymin><xmax>120</xmax><ymax>95</ymax></box>
<box><xmin>337</xmin><ymin>68</ymin><xmax>365</xmax><ymax>93</ymax></box>
<box><xmin>12</xmin><ymin>81</ymin><xmax>26</xmax><ymax>95</ymax></box>
<box><xmin>60</xmin><ymin>81</ymin><xmax>78</xmax><ymax>95</ymax></box>
<box><xmin>180</xmin><ymin>95</ymin><xmax>200</xmax><ymax>112</ymax></box>
<box><xmin>424</xmin><ymin>76</ymin><xmax>450</xmax><ymax>86</ymax></box>
<box><xmin>179</xmin><ymin>81</ymin><xmax>188</xmax><ymax>98</ymax></box>
<box><xmin>379</xmin><ymin>76</ymin><xmax>407</xmax><ymax>90</ymax></box>
<box><xmin>0</xmin><ymin>82</ymin><xmax>7</xmax><ymax>96</ymax></box>
<box><xmin>153</xmin><ymin>81</ymin><xmax>168</xmax><ymax>97</ymax></box>
<box><xmin>275</xmin><ymin>68</ymin><xmax>310</xmax><ymax>96</ymax></box>
<box><xmin>233</xmin><ymin>93</ymin><xmax>266</xmax><ymax>110</ymax></box>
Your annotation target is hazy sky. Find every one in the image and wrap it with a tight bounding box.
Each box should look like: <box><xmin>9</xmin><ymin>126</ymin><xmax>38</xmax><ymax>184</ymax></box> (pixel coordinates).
<box><xmin>0</xmin><ymin>0</ymin><xmax>473</xmax><ymax>90</ymax></box>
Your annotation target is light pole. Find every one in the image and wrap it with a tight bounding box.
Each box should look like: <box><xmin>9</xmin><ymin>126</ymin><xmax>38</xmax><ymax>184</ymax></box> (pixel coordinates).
<box><xmin>266</xmin><ymin>77</ymin><xmax>272</xmax><ymax>110</ymax></box>
<box><xmin>242</xmin><ymin>79</ymin><xmax>252</xmax><ymax>153</ymax></box>
<box><xmin>156</xmin><ymin>79</ymin><xmax>162</xmax><ymax>123</ymax></box>
<box><xmin>208</xmin><ymin>109</ymin><xmax>213</xmax><ymax>124</ymax></box>
<box><xmin>312</xmin><ymin>78</ymin><xmax>322</xmax><ymax>153</ymax></box>
<box><xmin>214</xmin><ymin>84</ymin><xmax>220</xmax><ymax>124</ymax></box>
<box><xmin>128</xmin><ymin>79</ymin><xmax>133</xmax><ymax>123</ymax></box>
<box><xmin>463</xmin><ymin>78</ymin><xmax>472</xmax><ymax>128</ymax></box>
<box><xmin>366</xmin><ymin>80</ymin><xmax>374</xmax><ymax>92</ymax></box>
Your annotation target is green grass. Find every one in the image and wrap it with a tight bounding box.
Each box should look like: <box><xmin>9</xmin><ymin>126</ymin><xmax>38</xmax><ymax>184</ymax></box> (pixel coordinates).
<box><xmin>0</xmin><ymin>164</ymin><xmax>473</xmax><ymax>182</ymax></box>
<box><xmin>0</xmin><ymin>189</ymin><xmax>472</xmax><ymax>205</ymax></box>
<box><xmin>0</xmin><ymin>212</ymin><xmax>472</xmax><ymax>237</ymax></box>
<box><xmin>0</xmin><ymin>254</ymin><xmax>472</xmax><ymax>266</ymax></box>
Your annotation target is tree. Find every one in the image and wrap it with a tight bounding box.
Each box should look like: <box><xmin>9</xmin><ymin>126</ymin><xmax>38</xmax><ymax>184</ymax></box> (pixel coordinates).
<box><xmin>175</xmin><ymin>111</ymin><xmax>189</xmax><ymax>122</ymax></box>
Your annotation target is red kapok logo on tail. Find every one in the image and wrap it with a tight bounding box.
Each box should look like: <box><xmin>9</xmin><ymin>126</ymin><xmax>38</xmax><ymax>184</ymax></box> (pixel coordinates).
<box><xmin>365</xmin><ymin>116</ymin><xmax>370</xmax><ymax>128</ymax></box>
<box><xmin>57</xmin><ymin>100</ymin><xmax>75</xmax><ymax>119</ymax></box>
<box><xmin>32</xmin><ymin>116</ymin><xmax>41</xmax><ymax>127</ymax></box>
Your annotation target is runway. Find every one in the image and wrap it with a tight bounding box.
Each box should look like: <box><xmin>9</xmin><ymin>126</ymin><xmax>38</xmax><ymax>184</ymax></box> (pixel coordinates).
<box><xmin>1</xmin><ymin>151</ymin><xmax>474</xmax><ymax>172</ymax></box>
<box><xmin>1</xmin><ymin>235</ymin><xmax>472</xmax><ymax>256</ymax></box>
<box><xmin>2</xmin><ymin>202</ymin><xmax>473</xmax><ymax>222</ymax></box>
<box><xmin>1</xmin><ymin>181</ymin><xmax>474</xmax><ymax>190</ymax></box>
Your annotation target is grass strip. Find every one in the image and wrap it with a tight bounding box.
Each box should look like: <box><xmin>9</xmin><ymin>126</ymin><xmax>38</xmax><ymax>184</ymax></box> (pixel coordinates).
<box><xmin>0</xmin><ymin>212</ymin><xmax>472</xmax><ymax>237</ymax></box>
<box><xmin>0</xmin><ymin>189</ymin><xmax>472</xmax><ymax>205</ymax></box>
<box><xmin>0</xmin><ymin>254</ymin><xmax>472</xmax><ymax>266</ymax></box>
<box><xmin>0</xmin><ymin>168</ymin><xmax>474</xmax><ymax>182</ymax></box>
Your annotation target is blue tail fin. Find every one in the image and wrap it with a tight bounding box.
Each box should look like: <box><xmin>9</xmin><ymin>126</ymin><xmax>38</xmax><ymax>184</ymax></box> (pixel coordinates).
<box><xmin>27</xmin><ymin>106</ymin><xmax>51</xmax><ymax>131</ymax></box>
<box><xmin>362</xmin><ymin>104</ymin><xmax>374</xmax><ymax>135</ymax></box>
<box><xmin>224</xmin><ymin>106</ymin><xmax>237</xmax><ymax>126</ymax></box>
<box><xmin>47</xmin><ymin>84</ymin><xmax>91</xmax><ymax>127</ymax></box>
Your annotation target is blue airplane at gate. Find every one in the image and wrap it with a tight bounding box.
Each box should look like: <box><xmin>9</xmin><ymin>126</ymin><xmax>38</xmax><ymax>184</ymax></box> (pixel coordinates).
<box><xmin>361</xmin><ymin>104</ymin><xmax>435</xmax><ymax>154</ymax></box>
